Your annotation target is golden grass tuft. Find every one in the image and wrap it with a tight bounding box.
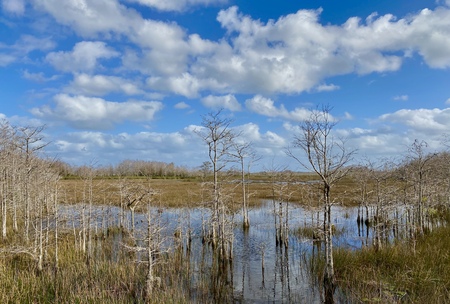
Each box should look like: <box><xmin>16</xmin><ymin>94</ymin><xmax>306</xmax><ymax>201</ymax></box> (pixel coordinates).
<box><xmin>334</xmin><ymin>221</ymin><xmax>450</xmax><ymax>303</ymax></box>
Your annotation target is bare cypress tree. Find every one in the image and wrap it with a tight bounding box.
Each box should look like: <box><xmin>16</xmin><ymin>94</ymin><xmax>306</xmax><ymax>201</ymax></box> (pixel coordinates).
<box><xmin>196</xmin><ymin>109</ymin><xmax>237</xmax><ymax>261</ymax></box>
<box><xmin>406</xmin><ymin>140</ymin><xmax>436</xmax><ymax>236</ymax></box>
<box><xmin>17</xmin><ymin>125</ymin><xmax>48</xmax><ymax>243</ymax></box>
<box><xmin>117</xmin><ymin>175</ymin><xmax>128</xmax><ymax>229</ymax></box>
<box><xmin>11</xmin><ymin>143</ymin><xmax>20</xmax><ymax>233</ymax></box>
<box><xmin>231</xmin><ymin>142</ymin><xmax>259</xmax><ymax>229</ymax></box>
<box><xmin>286</xmin><ymin>105</ymin><xmax>355</xmax><ymax>304</ymax></box>
<box><xmin>145</xmin><ymin>199</ymin><xmax>157</xmax><ymax>301</ymax></box>
<box><xmin>371</xmin><ymin>160</ymin><xmax>395</xmax><ymax>251</ymax></box>
<box><xmin>77</xmin><ymin>165</ymin><xmax>94</xmax><ymax>262</ymax></box>
<box><xmin>351</xmin><ymin>159</ymin><xmax>374</xmax><ymax>221</ymax></box>
<box><xmin>276</xmin><ymin>170</ymin><xmax>296</xmax><ymax>249</ymax></box>
<box><xmin>0</xmin><ymin>122</ymin><xmax>22</xmax><ymax>238</ymax></box>
<box><xmin>0</xmin><ymin>122</ymin><xmax>12</xmax><ymax>239</ymax></box>
<box><xmin>53</xmin><ymin>172</ymin><xmax>60</xmax><ymax>274</ymax></box>
<box><xmin>264</xmin><ymin>161</ymin><xmax>287</xmax><ymax>245</ymax></box>
<box><xmin>123</xmin><ymin>181</ymin><xmax>151</xmax><ymax>234</ymax></box>
<box><xmin>122</xmin><ymin>190</ymin><xmax>162</xmax><ymax>302</ymax></box>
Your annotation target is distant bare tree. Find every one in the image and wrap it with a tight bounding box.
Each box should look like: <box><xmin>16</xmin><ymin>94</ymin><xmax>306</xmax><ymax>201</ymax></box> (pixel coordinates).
<box><xmin>275</xmin><ymin>170</ymin><xmax>296</xmax><ymax>248</ymax></box>
<box><xmin>199</xmin><ymin>161</ymin><xmax>212</xmax><ymax>180</ymax></box>
<box><xmin>352</xmin><ymin>158</ymin><xmax>395</xmax><ymax>248</ymax></box>
<box><xmin>231</xmin><ymin>142</ymin><xmax>260</xmax><ymax>229</ymax></box>
<box><xmin>371</xmin><ymin>160</ymin><xmax>396</xmax><ymax>250</ymax></box>
<box><xmin>123</xmin><ymin>181</ymin><xmax>152</xmax><ymax>234</ymax></box>
<box><xmin>406</xmin><ymin>140</ymin><xmax>436</xmax><ymax>235</ymax></box>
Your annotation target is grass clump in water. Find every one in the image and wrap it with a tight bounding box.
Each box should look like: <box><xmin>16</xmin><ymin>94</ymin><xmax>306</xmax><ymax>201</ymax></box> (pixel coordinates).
<box><xmin>334</xmin><ymin>223</ymin><xmax>450</xmax><ymax>303</ymax></box>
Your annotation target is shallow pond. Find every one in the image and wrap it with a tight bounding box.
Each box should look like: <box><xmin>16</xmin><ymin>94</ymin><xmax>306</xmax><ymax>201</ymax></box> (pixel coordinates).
<box><xmin>59</xmin><ymin>201</ymin><xmax>412</xmax><ymax>303</ymax></box>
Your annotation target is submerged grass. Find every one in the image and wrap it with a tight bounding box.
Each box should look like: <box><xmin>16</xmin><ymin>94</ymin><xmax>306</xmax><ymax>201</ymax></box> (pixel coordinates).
<box><xmin>334</xmin><ymin>222</ymin><xmax>450</xmax><ymax>303</ymax></box>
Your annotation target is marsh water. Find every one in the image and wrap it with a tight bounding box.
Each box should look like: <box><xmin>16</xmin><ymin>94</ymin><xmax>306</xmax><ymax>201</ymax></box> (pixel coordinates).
<box><xmin>59</xmin><ymin>201</ymin><xmax>416</xmax><ymax>303</ymax></box>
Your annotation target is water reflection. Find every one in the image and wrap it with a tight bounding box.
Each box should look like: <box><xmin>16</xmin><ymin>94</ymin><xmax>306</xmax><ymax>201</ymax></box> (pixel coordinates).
<box><xmin>59</xmin><ymin>201</ymin><xmax>428</xmax><ymax>303</ymax></box>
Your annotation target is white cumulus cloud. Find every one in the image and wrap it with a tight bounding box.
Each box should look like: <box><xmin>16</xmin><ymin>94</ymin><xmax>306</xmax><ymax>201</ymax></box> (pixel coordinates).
<box><xmin>30</xmin><ymin>1</ymin><xmax>450</xmax><ymax>97</ymax></box>
<box><xmin>46</xmin><ymin>41</ymin><xmax>119</xmax><ymax>73</ymax></box>
<box><xmin>31</xmin><ymin>94</ymin><xmax>163</xmax><ymax>130</ymax></box>
<box><xmin>379</xmin><ymin>107</ymin><xmax>450</xmax><ymax>134</ymax></box>
<box><xmin>147</xmin><ymin>74</ymin><xmax>199</xmax><ymax>98</ymax></box>
<box><xmin>245</xmin><ymin>95</ymin><xmax>314</xmax><ymax>122</ymax></box>
<box><xmin>201</xmin><ymin>94</ymin><xmax>241</xmax><ymax>111</ymax></box>
<box><xmin>33</xmin><ymin>1</ymin><xmax>450</xmax><ymax>97</ymax></box>
<box><xmin>34</xmin><ymin>0</ymin><xmax>138</xmax><ymax>37</ymax></box>
<box><xmin>67</xmin><ymin>74</ymin><xmax>144</xmax><ymax>96</ymax></box>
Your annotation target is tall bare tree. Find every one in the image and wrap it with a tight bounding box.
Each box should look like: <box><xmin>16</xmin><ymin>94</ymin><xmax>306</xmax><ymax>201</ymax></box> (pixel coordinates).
<box><xmin>0</xmin><ymin>122</ymin><xmax>16</xmax><ymax>238</ymax></box>
<box><xmin>17</xmin><ymin>125</ymin><xmax>48</xmax><ymax>243</ymax></box>
<box><xmin>286</xmin><ymin>105</ymin><xmax>355</xmax><ymax>304</ymax></box>
<box><xmin>196</xmin><ymin>109</ymin><xmax>237</xmax><ymax>261</ymax></box>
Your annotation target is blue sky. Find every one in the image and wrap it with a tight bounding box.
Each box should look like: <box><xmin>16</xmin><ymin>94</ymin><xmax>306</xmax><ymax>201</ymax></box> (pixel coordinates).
<box><xmin>1</xmin><ymin>0</ymin><xmax>450</xmax><ymax>170</ymax></box>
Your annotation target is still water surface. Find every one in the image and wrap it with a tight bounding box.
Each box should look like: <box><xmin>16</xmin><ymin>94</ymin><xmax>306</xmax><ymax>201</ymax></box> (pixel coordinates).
<box><xmin>60</xmin><ymin>201</ymin><xmax>387</xmax><ymax>303</ymax></box>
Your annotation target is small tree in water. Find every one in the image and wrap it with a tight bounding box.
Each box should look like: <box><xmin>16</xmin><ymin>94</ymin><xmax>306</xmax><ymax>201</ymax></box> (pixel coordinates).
<box><xmin>231</xmin><ymin>141</ymin><xmax>259</xmax><ymax>229</ymax></box>
<box><xmin>286</xmin><ymin>105</ymin><xmax>355</xmax><ymax>304</ymax></box>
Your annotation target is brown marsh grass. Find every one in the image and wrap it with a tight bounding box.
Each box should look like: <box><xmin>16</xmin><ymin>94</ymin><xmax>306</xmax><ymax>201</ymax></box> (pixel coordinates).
<box><xmin>0</xmin><ymin>230</ymin><xmax>191</xmax><ymax>303</ymax></box>
<box><xmin>59</xmin><ymin>172</ymin><xmax>331</xmax><ymax>209</ymax></box>
<box><xmin>333</xmin><ymin>217</ymin><xmax>450</xmax><ymax>303</ymax></box>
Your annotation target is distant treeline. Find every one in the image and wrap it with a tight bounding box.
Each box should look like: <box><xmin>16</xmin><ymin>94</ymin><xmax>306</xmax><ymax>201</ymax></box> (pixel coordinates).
<box><xmin>52</xmin><ymin>159</ymin><xmax>199</xmax><ymax>179</ymax></box>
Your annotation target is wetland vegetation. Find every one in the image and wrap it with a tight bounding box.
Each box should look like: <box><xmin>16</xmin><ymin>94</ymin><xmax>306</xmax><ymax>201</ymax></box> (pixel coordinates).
<box><xmin>1</xmin><ymin>110</ymin><xmax>450</xmax><ymax>303</ymax></box>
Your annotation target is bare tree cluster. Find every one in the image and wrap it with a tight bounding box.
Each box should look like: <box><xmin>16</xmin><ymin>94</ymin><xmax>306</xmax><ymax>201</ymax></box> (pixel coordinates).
<box><xmin>0</xmin><ymin>122</ymin><xmax>60</xmax><ymax>272</ymax></box>
<box><xmin>349</xmin><ymin>141</ymin><xmax>450</xmax><ymax>250</ymax></box>
<box><xmin>63</xmin><ymin>160</ymin><xmax>195</xmax><ymax>179</ymax></box>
